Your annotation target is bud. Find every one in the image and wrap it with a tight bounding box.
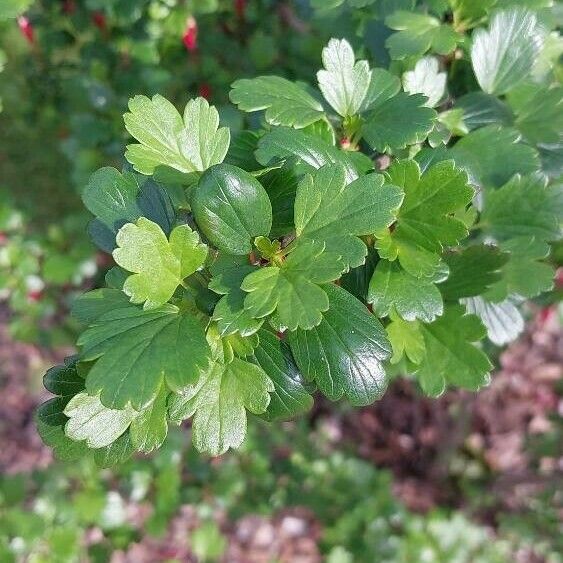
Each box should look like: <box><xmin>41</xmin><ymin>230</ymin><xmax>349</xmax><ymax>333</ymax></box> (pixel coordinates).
<box><xmin>183</xmin><ymin>16</ymin><xmax>198</xmax><ymax>52</ymax></box>
<box><xmin>340</xmin><ymin>137</ymin><xmax>351</xmax><ymax>150</ymax></box>
<box><xmin>17</xmin><ymin>16</ymin><xmax>34</xmax><ymax>44</ymax></box>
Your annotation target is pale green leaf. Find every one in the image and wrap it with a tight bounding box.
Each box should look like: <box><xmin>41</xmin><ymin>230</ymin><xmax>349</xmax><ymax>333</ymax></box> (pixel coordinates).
<box><xmin>471</xmin><ymin>9</ymin><xmax>543</xmax><ymax>95</ymax></box>
<box><xmin>113</xmin><ymin>217</ymin><xmax>207</xmax><ymax>309</ymax></box>
<box><xmin>124</xmin><ymin>95</ymin><xmax>230</xmax><ymax>174</ymax></box>
<box><xmin>64</xmin><ymin>393</ymin><xmax>138</xmax><ymax>449</ymax></box>
<box><xmin>317</xmin><ymin>38</ymin><xmax>371</xmax><ymax>117</ymax></box>
<box><xmin>402</xmin><ymin>56</ymin><xmax>446</xmax><ymax>108</ymax></box>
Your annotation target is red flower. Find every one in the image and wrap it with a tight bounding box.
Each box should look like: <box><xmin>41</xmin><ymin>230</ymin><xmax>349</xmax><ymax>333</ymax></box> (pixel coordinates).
<box><xmin>183</xmin><ymin>16</ymin><xmax>198</xmax><ymax>52</ymax></box>
<box><xmin>27</xmin><ymin>290</ymin><xmax>43</xmax><ymax>303</ymax></box>
<box><xmin>235</xmin><ymin>0</ymin><xmax>246</xmax><ymax>18</ymax></box>
<box><xmin>62</xmin><ymin>0</ymin><xmax>76</xmax><ymax>14</ymax></box>
<box><xmin>198</xmin><ymin>83</ymin><xmax>212</xmax><ymax>99</ymax></box>
<box><xmin>17</xmin><ymin>16</ymin><xmax>34</xmax><ymax>44</ymax></box>
<box><xmin>92</xmin><ymin>11</ymin><xmax>106</xmax><ymax>31</ymax></box>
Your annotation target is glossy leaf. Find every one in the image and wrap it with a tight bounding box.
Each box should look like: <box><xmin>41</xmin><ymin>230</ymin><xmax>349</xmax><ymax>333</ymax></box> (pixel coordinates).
<box><xmin>288</xmin><ymin>284</ymin><xmax>391</xmax><ymax>406</ymax></box>
<box><xmin>192</xmin><ymin>163</ymin><xmax>272</xmax><ymax>255</ymax></box>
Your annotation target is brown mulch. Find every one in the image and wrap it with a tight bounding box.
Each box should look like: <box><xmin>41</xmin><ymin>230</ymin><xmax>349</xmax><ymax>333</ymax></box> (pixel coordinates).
<box><xmin>341</xmin><ymin>306</ymin><xmax>562</xmax><ymax>513</ymax></box>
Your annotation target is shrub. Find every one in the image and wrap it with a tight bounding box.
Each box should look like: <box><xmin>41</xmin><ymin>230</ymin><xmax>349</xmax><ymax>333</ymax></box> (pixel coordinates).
<box><xmin>34</xmin><ymin>0</ymin><xmax>562</xmax><ymax>464</ymax></box>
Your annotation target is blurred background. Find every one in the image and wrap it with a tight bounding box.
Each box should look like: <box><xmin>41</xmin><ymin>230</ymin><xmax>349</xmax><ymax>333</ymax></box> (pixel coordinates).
<box><xmin>0</xmin><ymin>1</ymin><xmax>561</xmax><ymax>561</ymax></box>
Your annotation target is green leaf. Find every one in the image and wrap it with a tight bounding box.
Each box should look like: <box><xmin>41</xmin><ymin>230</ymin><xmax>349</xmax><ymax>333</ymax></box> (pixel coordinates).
<box><xmin>130</xmin><ymin>384</ymin><xmax>169</xmax><ymax>453</ymax></box>
<box><xmin>375</xmin><ymin>160</ymin><xmax>474</xmax><ymax>278</ymax></box>
<box><xmin>449</xmin><ymin>0</ymin><xmax>497</xmax><ymax>30</ymax></box>
<box><xmin>482</xmin><ymin>174</ymin><xmax>563</xmax><ymax>242</ymax></box>
<box><xmin>360</xmin><ymin>69</ymin><xmax>401</xmax><ymax>112</ymax></box>
<box><xmin>362</xmin><ymin>93</ymin><xmax>436</xmax><ymax>152</ymax></box>
<box><xmin>250</xmin><ymin>330</ymin><xmax>314</xmax><ymax>421</ymax></box>
<box><xmin>72</xmin><ymin>289</ymin><xmax>131</xmax><ymax>325</ymax></box>
<box><xmin>386</xmin><ymin>314</ymin><xmax>425</xmax><ymax>365</ymax></box>
<box><xmin>471</xmin><ymin>8</ymin><xmax>543</xmax><ymax>95</ymax></box>
<box><xmin>93</xmin><ymin>432</ymin><xmax>135</xmax><ymax>468</ymax></box>
<box><xmin>0</xmin><ymin>0</ymin><xmax>33</xmax><ymax>20</ymax></box>
<box><xmin>79</xmin><ymin>303</ymin><xmax>210</xmax><ymax>410</ymax></box>
<box><xmin>241</xmin><ymin>240</ymin><xmax>346</xmax><ymax>331</ymax></box>
<box><xmin>402</xmin><ymin>56</ymin><xmax>446</xmax><ymax>108</ymax></box>
<box><xmin>255</xmin><ymin>127</ymin><xmax>368</xmax><ymax>184</ymax></box>
<box><xmin>36</xmin><ymin>358</ymin><xmax>89</xmax><ymax>461</ymax></box>
<box><xmin>368</xmin><ymin>260</ymin><xmax>443</xmax><ymax>322</ymax></box>
<box><xmin>124</xmin><ymin>95</ymin><xmax>230</xmax><ymax>174</ymax></box>
<box><xmin>416</xmin><ymin>305</ymin><xmax>492</xmax><ymax>396</ymax></box>
<box><xmin>168</xmin><ymin>357</ymin><xmax>273</xmax><ymax>456</ymax></box>
<box><xmin>385</xmin><ymin>11</ymin><xmax>459</xmax><ymax>59</ymax></box>
<box><xmin>450</xmin><ymin>125</ymin><xmax>540</xmax><ymax>187</ymax></box>
<box><xmin>113</xmin><ymin>218</ymin><xmax>207</xmax><ymax>309</ymax></box>
<box><xmin>485</xmin><ymin>237</ymin><xmax>555</xmax><ymax>300</ymax></box>
<box><xmin>294</xmin><ymin>164</ymin><xmax>403</xmax><ymax>269</ymax></box>
<box><xmin>192</xmin><ymin>163</ymin><xmax>272</xmax><ymax>255</ymax></box>
<box><xmin>512</xmin><ymin>85</ymin><xmax>563</xmax><ymax>145</ymax></box>
<box><xmin>455</xmin><ymin>92</ymin><xmax>514</xmax><ymax>131</ymax></box>
<box><xmin>63</xmin><ymin>393</ymin><xmax>138</xmax><ymax>449</ymax></box>
<box><xmin>317</xmin><ymin>38</ymin><xmax>371</xmax><ymax>117</ymax></box>
<box><xmin>462</xmin><ymin>296</ymin><xmax>524</xmax><ymax>346</ymax></box>
<box><xmin>288</xmin><ymin>284</ymin><xmax>391</xmax><ymax>406</ymax></box>
<box><xmin>439</xmin><ymin>245</ymin><xmax>509</xmax><ymax>300</ymax></box>
<box><xmin>260</xmin><ymin>164</ymin><xmax>300</xmax><ymax>238</ymax></box>
<box><xmin>82</xmin><ymin>168</ymin><xmax>175</xmax><ymax>251</ymax></box>
<box><xmin>229</xmin><ymin>76</ymin><xmax>324</xmax><ymax>128</ymax></box>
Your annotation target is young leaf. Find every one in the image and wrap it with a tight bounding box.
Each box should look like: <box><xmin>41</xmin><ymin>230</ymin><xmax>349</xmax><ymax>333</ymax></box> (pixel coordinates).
<box><xmin>402</xmin><ymin>56</ymin><xmax>446</xmax><ymax>108</ymax></box>
<box><xmin>113</xmin><ymin>217</ymin><xmax>207</xmax><ymax>309</ymax></box>
<box><xmin>461</xmin><ymin>296</ymin><xmax>524</xmax><ymax>346</ymax></box>
<box><xmin>471</xmin><ymin>9</ymin><xmax>542</xmax><ymax>95</ymax></box>
<box><xmin>449</xmin><ymin>0</ymin><xmax>497</xmax><ymax>30</ymax></box>
<box><xmin>362</xmin><ymin>93</ymin><xmax>436</xmax><ymax>152</ymax></box>
<box><xmin>250</xmin><ymin>330</ymin><xmax>314</xmax><ymax>421</ymax></box>
<box><xmin>386</xmin><ymin>314</ymin><xmax>425</xmax><ymax>365</ymax></box>
<box><xmin>317</xmin><ymin>38</ymin><xmax>371</xmax><ymax>117</ymax></box>
<box><xmin>192</xmin><ymin>163</ymin><xmax>272</xmax><ymax>255</ymax></box>
<box><xmin>482</xmin><ymin>174</ymin><xmax>563</xmax><ymax>242</ymax></box>
<box><xmin>294</xmin><ymin>163</ymin><xmax>403</xmax><ymax>269</ymax></box>
<box><xmin>79</xmin><ymin>303</ymin><xmax>210</xmax><ymax>410</ymax></box>
<box><xmin>439</xmin><ymin>245</ymin><xmax>509</xmax><ymax>300</ymax></box>
<box><xmin>368</xmin><ymin>260</ymin><xmax>443</xmax><ymax>323</ymax></box>
<box><xmin>64</xmin><ymin>392</ymin><xmax>138</xmax><ymax>449</ymax></box>
<box><xmin>168</xmin><ymin>357</ymin><xmax>273</xmax><ymax>456</ymax></box>
<box><xmin>124</xmin><ymin>95</ymin><xmax>230</xmax><ymax>174</ymax></box>
<box><xmin>229</xmin><ymin>76</ymin><xmax>324</xmax><ymax>128</ymax></box>
<box><xmin>376</xmin><ymin>160</ymin><xmax>474</xmax><ymax>278</ymax></box>
<box><xmin>416</xmin><ymin>305</ymin><xmax>492</xmax><ymax>396</ymax></box>
<box><xmin>129</xmin><ymin>384</ymin><xmax>169</xmax><ymax>453</ymax></box>
<box><xmin>241</xmin><ymin>240</ymin><xmax>345</xmax><ymax>331</ymax></box>
<box><xmin>288</xmin><ymin>284</ymin><xmax>391</xmax><ymax>406</ymax></box>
